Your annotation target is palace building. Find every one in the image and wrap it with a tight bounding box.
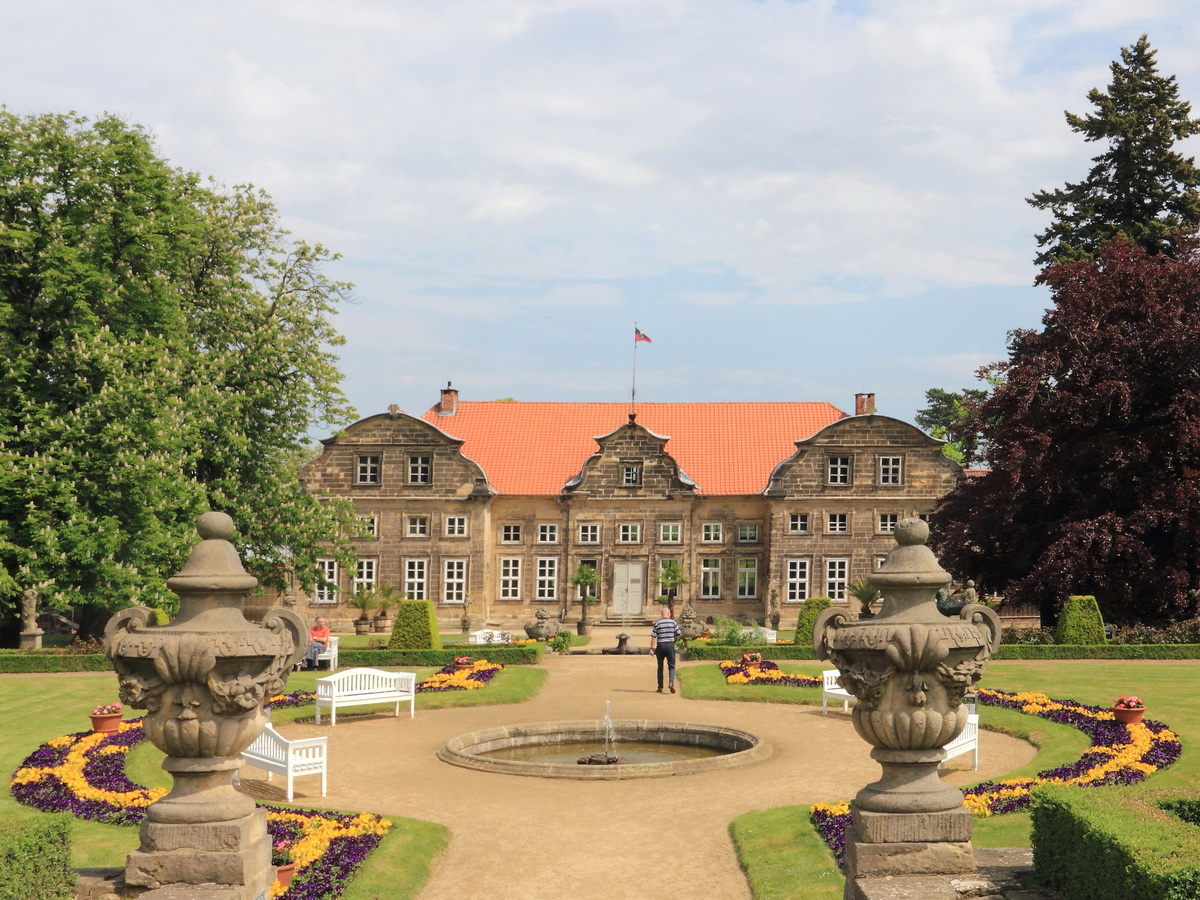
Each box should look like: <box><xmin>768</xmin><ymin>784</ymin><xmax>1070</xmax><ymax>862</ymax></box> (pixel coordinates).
<box><xmin>297</xmin><ymin>385</ymin><xmax>963</xmax><ymax>630</ymax></box>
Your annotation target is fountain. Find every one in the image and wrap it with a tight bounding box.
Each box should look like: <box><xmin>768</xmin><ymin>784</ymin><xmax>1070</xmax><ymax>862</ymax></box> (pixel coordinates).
<box><xmin>577</xmin><ymin>698</ymin><xmax>621</xmax><ymax>765</ymax></box>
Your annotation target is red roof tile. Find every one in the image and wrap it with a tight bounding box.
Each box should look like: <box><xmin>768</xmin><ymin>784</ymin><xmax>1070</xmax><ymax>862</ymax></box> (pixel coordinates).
<box><xmin>420</xmin><ymin>401</ymin><xmax>846</xmax><ymax>495</ymax></box>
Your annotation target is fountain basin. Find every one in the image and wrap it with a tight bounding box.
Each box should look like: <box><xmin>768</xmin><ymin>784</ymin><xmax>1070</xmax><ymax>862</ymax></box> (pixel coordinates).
<box><xmin>438</xmin><ymin>719</ymin><xmax>770</xmax><ymax>779</ymax></box>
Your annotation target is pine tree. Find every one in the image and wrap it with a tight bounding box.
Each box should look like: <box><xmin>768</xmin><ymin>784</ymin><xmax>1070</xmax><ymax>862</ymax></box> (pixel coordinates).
<box><xmin>1028</xmin><ymin>35</ymin><xmax>1200</xmax><ymax>267</ymax></box>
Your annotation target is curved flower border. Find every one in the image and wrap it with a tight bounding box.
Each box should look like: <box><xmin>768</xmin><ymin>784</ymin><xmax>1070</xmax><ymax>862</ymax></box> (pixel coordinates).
<box><xmin>806</xmin><ymin>687</ymin><xmax>1182</xmax><ymax>867</ymax></box>
<box><xmin>718</xmin><ymin>658</ymin><xmax>821</xmax><ymax>687</ymax></box>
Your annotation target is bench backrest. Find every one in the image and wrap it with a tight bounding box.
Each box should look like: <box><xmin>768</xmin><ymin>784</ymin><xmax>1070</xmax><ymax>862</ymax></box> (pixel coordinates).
<box><xmin>316</xmin><ymin>667</ymin><xmax>413</xmax><ymax>696</ymax></box>
<box><xmin>823</xmin><ymin>670</ymin><xmax>843</xmax><ymax>690</ymax></box>
<box><xmin>244</xmin><ymin>723</ymin><xmax>286</xmax><ymax>763</ymax></box>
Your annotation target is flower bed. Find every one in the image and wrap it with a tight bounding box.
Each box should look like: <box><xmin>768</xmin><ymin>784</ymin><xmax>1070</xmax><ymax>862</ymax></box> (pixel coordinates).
<box><xmin>806</xmin><ymin>687</ymin><xmax>1182</xmax><ymax>867</ymax></box>
<box><xmin>10</xmin><ymin>719</ymin><xmax>391</xmax><ymax>899</ymax></box>
<box><xmin>415</xmin><ymin>659</ymin><xmax>503</xmax><ymax>692</ymax></box>
<box><xmin>718</xmin><ymin>658</ymin><xmax>821</xmax><ymax>687</ymax></box>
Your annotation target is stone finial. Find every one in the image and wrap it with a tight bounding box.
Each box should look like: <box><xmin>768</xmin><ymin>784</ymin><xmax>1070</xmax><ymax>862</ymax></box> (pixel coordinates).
<box><xmin>166</xmin><ymin>511</ymin><xmax>258</xmax><ymax>598</ymax></box>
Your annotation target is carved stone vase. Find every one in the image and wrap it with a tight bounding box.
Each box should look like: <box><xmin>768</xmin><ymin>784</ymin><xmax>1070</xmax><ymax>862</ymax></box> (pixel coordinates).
<box><xmin>813</xmin><ymin>517</ymin><xmax>1000</xmax><ymax>885</ymax></box>
<box><xmin>104</xmin><ymin>512</ymin><xmax>307</xmax><ymax>898</ymax></box>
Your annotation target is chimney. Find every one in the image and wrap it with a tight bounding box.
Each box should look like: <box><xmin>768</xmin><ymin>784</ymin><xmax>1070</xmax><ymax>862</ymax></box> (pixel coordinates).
<box><xmin>855</xmin><ymin>392</ymin><xmax>876</xmax><ymax>416</ymax></box>
<box><xmin>439</xmin><ymin>381</ymin><xmax>458</xmax><ymax>416</ymax></box>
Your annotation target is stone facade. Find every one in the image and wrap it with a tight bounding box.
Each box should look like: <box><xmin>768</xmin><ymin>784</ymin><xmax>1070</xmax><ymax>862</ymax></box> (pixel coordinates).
<box><xmin>297</xmin><ymin>397</ymin><xmax>963</xmax><ymax>631</ymax></box>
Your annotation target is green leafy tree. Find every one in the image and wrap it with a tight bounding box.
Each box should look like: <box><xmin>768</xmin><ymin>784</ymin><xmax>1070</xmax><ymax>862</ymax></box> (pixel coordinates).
<box><xmin>1028</xmin><ymin>35</ymin><xmax>1200</xmax><ymax>267</ymax></box>
<box><xmin>915</xmin><ymin>387</ymin><xmax>988</xmax><ymax>466</ymax></box>
<box><xmin>0</xmin><ymin>111</ymin><xmax>358</xmax><ymax>640</ymax></box>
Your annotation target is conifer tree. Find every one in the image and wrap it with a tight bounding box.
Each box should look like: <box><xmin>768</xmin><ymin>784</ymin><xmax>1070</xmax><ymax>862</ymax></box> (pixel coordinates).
<box><xmin>1028</xmin><ymin>35</ymin><xmax>1200</xmax><ymax>267</ymax></box>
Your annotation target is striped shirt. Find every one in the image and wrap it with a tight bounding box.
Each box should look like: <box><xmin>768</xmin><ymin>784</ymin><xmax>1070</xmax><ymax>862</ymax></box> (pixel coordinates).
<box><xmin>651</xmin><ymin>617</ymin><xmax>681</xmax><ymax>644</ymax></box>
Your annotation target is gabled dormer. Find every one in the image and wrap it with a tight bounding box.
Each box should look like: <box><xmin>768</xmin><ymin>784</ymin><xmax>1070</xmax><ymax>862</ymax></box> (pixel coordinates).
<box><xmin>563</xmin><ymin>412</ymin><xmax>698</xmax><ymax>498</ymax></box>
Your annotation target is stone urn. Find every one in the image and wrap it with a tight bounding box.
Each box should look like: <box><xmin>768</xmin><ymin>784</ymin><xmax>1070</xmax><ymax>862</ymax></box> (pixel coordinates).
<box><xmin>523</xmin><ymin>605</ymin><xmax>560</xmax><ymax>640</ymax></box>
<box><xmin>104</xmin><ymin>512</ymin><xmax>307</xmax><ymax>898</ymax></box>
<box><xmin>813</xmin><ymin>517</ymin><xmax>1000</xmax><ymax>882</ymax></box>
<box><xmin>679</xmin><ymin>604</ymin><xmax>706</xmax><ymax>642</ymax></box>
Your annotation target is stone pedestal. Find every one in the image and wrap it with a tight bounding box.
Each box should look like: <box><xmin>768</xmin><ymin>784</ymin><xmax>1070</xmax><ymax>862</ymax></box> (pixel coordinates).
<box><xmin>18</xmin><ymin>629</ymin><xmax>43</xmax><ymax>650</ymax></box>
<box><xmin>127</xmin><ymin>808</ymin><xmax>273</xmax><ymax>898</ymax></box>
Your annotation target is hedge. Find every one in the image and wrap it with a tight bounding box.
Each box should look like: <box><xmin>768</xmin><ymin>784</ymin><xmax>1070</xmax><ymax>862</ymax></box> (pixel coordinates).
<box><xmin>1032</xmin><ymin>785</ymin><xmax>1200</xmax><ymax>900</ymax></box>
<box><xmin>0</xmin><ymin>815</ymin><xmax>73</xmax><ymax>900</ymax></box>
<box><xmin>684</xmin><ymin>643</ymin><xmax>818</xmax><ymax>661</ymax></box>
<box><xmin>389</xmin><ymin>600</ymin><xmax>442</xmax><ymax>650</ymax></box>
<box><xmin>1055</xmin><ymin>594</ymin><xmax>1107</xmax><ymax>645</ymax></box>
<box><xmin>0</xmin><ymin>651</ymin><xmax>111</xmax><ymax>673</ymax></box>
<box><xmin>340</xmin><ymin>646</ymin><xmax>541</xmax><ymax>667</ymax></box>
<box><xmin>994</xmin><ymin>644</ymin><xmax>1200</xmax><ymax>659</ymax></box>
<box><xmin>794</xmin><ymin>597</ymin><xmax>833</xmax><ymax>649</ymax></box>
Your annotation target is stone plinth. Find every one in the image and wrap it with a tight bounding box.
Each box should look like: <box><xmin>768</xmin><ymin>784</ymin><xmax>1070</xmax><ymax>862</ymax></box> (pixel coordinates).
<box><xmin>18</xmin><ymin>629</ymin><xmax>43</xmax><ymax>650</ymax></box>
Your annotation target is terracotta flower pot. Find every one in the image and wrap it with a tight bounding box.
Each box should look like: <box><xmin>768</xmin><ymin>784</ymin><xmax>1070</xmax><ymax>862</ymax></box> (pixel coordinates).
<box><xmin>89</xmin><ymin>713</ymin><xmax>122</xmax><ymax>734</ymax></box>
<box><xmin>1111</xmin><ymin>706</ymin><xmax>1145</xmax><ymax>725</ymax></box>
<box><xmin>454</xmin><ymin>664</ymin><xmax>473</xmax><ymax>672</ymax></box>
<box><xmin>275</xmin><ymin>862</ymin><xmax>296</xmax><ymax>889</ymax></box>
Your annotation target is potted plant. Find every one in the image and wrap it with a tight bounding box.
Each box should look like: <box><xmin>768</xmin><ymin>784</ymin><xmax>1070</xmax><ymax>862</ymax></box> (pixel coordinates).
<box><xmin>370</xmin><ymin>583</ymin><xmax>401</xmax><ymax>633</ymax></box>
<box><xmin>569</xmin><ymin>564</ymin><xmax>600</xmax><ymax>635</ymax></box>
<box><xmin>273</xmin><ymin>838</ymin><xmax>296</xmax><ymax>889</ymax></box>
<box><xmin>89</xmin><ymin>701</ymin><xmax>123</xmax><ymax>734</ymax></box>
<box><xmin>347</xmin><ymin>588</ymin><xmax>376</xmax><ymax>635</ymax></box>
<box><xmin>658</xmin><ymin>560</ymin><xmax>689</xmax><ymax>618</ymax></box>
<box><xmin>1111</xmin><ymin>695</ymin><xmax>1146</xmax><ymax>725</ymax></box>
<box><xmin>453</xmin><ymin>655</ymin><xmax>475</xmax><ymax>671</ymax></box>
<box><xmin>849</xmin><ymin>577</ymin><xmax>880</xmax><ymax>619</ymax></box>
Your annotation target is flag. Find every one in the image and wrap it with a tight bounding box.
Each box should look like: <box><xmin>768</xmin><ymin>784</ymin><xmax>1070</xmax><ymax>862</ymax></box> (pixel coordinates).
<box><xmin>635</xmin><ymin>328</ymin><xmax>652</xmax><ymax>343</ymax></box>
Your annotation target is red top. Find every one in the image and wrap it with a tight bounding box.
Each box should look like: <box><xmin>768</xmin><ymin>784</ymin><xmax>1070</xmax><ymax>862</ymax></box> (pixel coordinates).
<box><xmin>309</xmin><ymin>624</ymin><xmax>331</xmax><ymax>644</ymax></box>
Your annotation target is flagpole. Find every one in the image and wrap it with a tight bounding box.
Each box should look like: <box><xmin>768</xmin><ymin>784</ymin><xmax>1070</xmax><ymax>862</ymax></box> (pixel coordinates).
<box><xmin>631</xmin><ymin>323</ymin><xmax>639</xmax><ymax>408</ymax></box>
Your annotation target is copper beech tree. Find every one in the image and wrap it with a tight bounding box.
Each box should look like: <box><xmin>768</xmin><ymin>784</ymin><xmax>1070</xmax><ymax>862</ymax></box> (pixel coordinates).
<box><xmin>932</xmin><ymin>239</ymin><xmax>1200</xmax><ymax>626</ymax></box>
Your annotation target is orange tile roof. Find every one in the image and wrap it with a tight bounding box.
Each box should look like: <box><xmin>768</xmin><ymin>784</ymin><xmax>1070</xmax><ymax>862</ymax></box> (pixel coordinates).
<box><xmin>420</xmin><ymin>401</ymin><xmax>847</xmax><ymax>495</ymax></box>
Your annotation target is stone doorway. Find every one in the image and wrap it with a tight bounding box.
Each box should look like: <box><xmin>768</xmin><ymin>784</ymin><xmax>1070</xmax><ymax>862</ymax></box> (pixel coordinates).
<box><xmin>611</xmin><ymin>561</ymin><xmax>645</xmax><ymax>616</ymax></box>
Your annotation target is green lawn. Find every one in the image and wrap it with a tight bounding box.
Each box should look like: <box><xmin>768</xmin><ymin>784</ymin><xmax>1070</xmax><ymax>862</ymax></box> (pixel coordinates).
<box><xmin>708</xmin><ymin>659</ymin><xmax>1200</xmax><ymax>899</ymax></box>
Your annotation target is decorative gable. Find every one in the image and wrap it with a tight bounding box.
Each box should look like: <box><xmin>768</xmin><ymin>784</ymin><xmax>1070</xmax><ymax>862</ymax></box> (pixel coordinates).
<box><xmin>563</xmin><ymin>413</ymin><xmax>697</xmax><ymax>498</ymax></box>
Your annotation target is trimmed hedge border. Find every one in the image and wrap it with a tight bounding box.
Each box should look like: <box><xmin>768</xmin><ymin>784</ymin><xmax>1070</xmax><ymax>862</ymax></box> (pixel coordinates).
<box><xmin>1032</xmin><ymin>785</ymin><xmax>1200</xmax><ymax>900</ymax></box>
<box><xmin>340</xmin><ymin>647</ymin><xmax>541</xmax><ymax>667</ymax></box>
<box><xmin>0</xmin><ymin>651</ymin><xmax>111</xmax><ymax>672</ymax></box>
<box><xmin>994</xmin><ymin>644</ymin><xmax>1200</xmax><ymax>659</ymax></box>
<box><xmin>0</xmin><ymin>814</ymin><xmax>73</xmax><ymax>900</ymax></box>
<box><xmin>684</xmin><ymin>643</ymin><xmax>817</xmax><ymax>661</ymax></box>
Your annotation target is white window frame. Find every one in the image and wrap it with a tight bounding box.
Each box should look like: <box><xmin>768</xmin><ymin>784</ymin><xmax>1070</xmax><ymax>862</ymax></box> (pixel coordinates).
<box><xmin>356</xmin><ymin>455</ymin><xmax>380</xmax><ymax>485</ymax></box>
<box><xmin>700</xmin><ymin>558</ymin><xmax>721</xmax><ymax>599</ymax></box>
<box><xmin>407</xmin><ymin>515</ymin><xmax>428</xmax><ymax>537</ymax></box>
<box><xmin>659</xmin><ymin>522</ymin><xmax>682</xmax><ymax>543</ymax></box>
<box><xmin>578</xmin><ymin>523</ymin><xmax>600</xmax><ymax>544</ymax></box>
<box><xmin>827</xmin><ymin>513</ymin><xmax>848</xmax><ymax>534</ymax></box>
<box><xmin>536</xmin><ymin>557</ymin><xmax>558</xmax><ymax>601</ymax></box>
<box><xmin>443</xmin><ymin>559</ymin><xmax>467</xmax><ymax>604</ymax></box>
<box><xmin>738</xmin><ymin>523</ymin><xmax>759</xmax><ymax>543</ymax></box>
<box><xmin>737</xmin><ymin>558</ymin><xmax>758</xmax><ymax>598</ymax></box>
<box><xmin>405</xmin><ymin>558</ymin><xmax>428</xmax><ymax>600</ymax></box>
<box><xmin>501</xmin><ymin>524</ymin><xmax>523</xmax><ymax>543</ymax></box>
<box><xmin>407</xmin><ymin>454</ymin><xmax>431</xmax><ymax>484</ymax></box>
<box><xmin>444</xmin><ymin>515</ymin><xmax>467</xmax><ymax>537</ymax></box>
<box><xmin>356</xmin><ymin>513</ymin><xmax>379</xmax><ymax>537</ymax></box>
<box><xmin>618</xmin><ymin>523</ymin><xmax>641</xmax><ymax>544</ymax></box>
<box><xmin>314</xmin><ymin>559</ymin><xmax>339</xmax><ymax>605</ymax></box>
<box><xmin>826</xmin><ymin>558</ymin><xmax>848</xmax><ymax>601</ymax></box>
<box><xmin>879</xmin><ymin>513</ymin><xmax>898</xmax><ymax>534</ymax></box>
<box><xmin>622</xmin><ymin>465</ymin><xmax>641</xmax><ymax>486</ymax></box>
<box><xmin>878</xmin><ymin>456</ymin><xmax>903</xmax><ymax>485</ymax></box>
<box><xmin>701</xmin><ymin>522</ymin><xmax>723</xmax><ymax>543</ymax></box>
<box><xmin>353</xmin><ymin>558</ymin><xmax>377</xmax><ymax>595</ymax></box>
<box><xmin>537</xmin><ymin>523</ymin><xmax>559</xmax><ymax>544</ymax></box>
<box><xmin>500</xmin><ymin>558</ymin><xmax>521</xmax><ymax>600</ymax></box>
<box><xmin>785</xmin><ymin>558</ymin><xmax>809</xmax><ymax>603</ymax></box>
<box><xmin>827</xmin><ymin>456</ymin><xmax>851</xmax><ymax>485</ymax></box>
<box><xmin>875</xmin><ymin>555</ymin><xmax>888</xmax><ymax>570</ymax></box>
<box><xmin>788</xmin><ymin>513</ymin><xmax>810</xmax><ymax>534</ymax></box>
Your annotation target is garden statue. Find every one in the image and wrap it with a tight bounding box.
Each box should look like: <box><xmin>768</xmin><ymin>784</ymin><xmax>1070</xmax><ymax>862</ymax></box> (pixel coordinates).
<box><xmin>961</xmin><ymin>580</ymin><xmax>978</xmax><ymax>605</ymax></box>
<box><xmin>768</xmin><ymin>591</ymin><xmax>781</xmax><ymax>631</ymax></box>
<box><xmin>281</xmin><ymin>584</ymin><xmax>297</xmax><ymax>610</ymax></box>
<box><xmin>936</xmin><ymin>586</ymin><xmax>965</xmax><ymax>617</ymax></box>
<box><xmin>524</xmin><ymin>605</ymin><xmax>560</xmax><ymax>640</ymax></box>
<box><xmin>679</xmin><ymin>604</ymin><xmax>705</xmax><ymax>642</ymax></box>
<box><xmin>19</xmin><ymin>588</ymin><xmax>42</xmax><ymax>650</ymax></box>
<box><xmin>461</xmin><ymin>596</ymin><xmax>473</xmax><ymax>633</ymax></box>
<box><xmin>813</xmin><ymin>517</ymin><xmax>1000</xmax><ymax>893</ymax></box>
<box><xmin>103</xmin><ymin>512</ymin><xmax>307</xmax><ymax>898</ymax></box>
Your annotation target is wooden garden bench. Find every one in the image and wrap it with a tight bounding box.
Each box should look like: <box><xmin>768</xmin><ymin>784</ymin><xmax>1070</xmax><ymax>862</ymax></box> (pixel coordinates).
<box><xmin>238</xmin><ymin>722</ymin><xmax>328</xmax><ymax>801</ymax></box>
<box><xmin>314</xmin><ymin>666</ymin><xmax>416</xmax><ymax>725</ymax></box>
<box><xmin>822</xmin><ymin>669</ymin><xmax>855</xmax><ymax>714</ymax></box>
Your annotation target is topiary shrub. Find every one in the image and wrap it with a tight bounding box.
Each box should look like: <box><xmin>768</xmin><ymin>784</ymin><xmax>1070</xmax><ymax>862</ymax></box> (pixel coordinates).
<box><xmin>388</xmin><ymin>600</ymin><xmax>442</xmax><ymax>650</ymax></box>
<box><xmin>1055</xmin><ymin>595</ymin><xmax>1107</xmax><ymax>645</ymax></box>
<box><xmin>0</xmin><ymin>814</ymin><xmax>73</xmax><ymax>900</ymax></box>
<box><xmin>795</xmin><ymin>597</ymin><xmax>833</xmax><ymax>645</ymax></box>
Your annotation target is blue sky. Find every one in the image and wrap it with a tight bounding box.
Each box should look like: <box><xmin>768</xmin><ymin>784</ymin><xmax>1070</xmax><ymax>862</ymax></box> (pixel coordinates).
<box><xmin>6</xmin><ymin>1</ymin><xmax>1200</xmax><ymax>428</ymax></box>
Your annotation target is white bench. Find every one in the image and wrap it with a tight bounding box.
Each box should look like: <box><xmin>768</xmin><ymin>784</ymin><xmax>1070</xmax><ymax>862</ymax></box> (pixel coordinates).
<box><xmin>315</xmin><ymin>634</ymin><xmax>339</xmax><ymax>671</ymax></box>
<box><xmin>315</xmin><ymin>667</ymin><xmax>416</xmax><ymax>725</ymax></box>
<box><xmin>238</xmin><ymin>722</ymin><xmax>328</xmax><ymax>801</ymax></box>
<box><xmin>822</xmin><ymin>669</ymin><xmax>855</xmax><ymax>714</ymax></box>
<box><xmin>468</xmin><ymin>629</ymin><xmax>512</xmax><ymax>644</ymax></box>
<box><xmin>741</xmin><ymin>627</ymin><xmax>777</xmax><ymax>643</ymax></box>
<box><xmin>943</xmin><ymin>713</ymin><xmax>979</xmax><ymax>769</ymax></box>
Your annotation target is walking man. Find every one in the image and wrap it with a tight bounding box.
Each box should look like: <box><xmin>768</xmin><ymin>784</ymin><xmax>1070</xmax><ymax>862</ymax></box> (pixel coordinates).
<box><xmin>650</xmin><ymin>605</ymin><xmax>682</xmax><ymax>693</ymax></box>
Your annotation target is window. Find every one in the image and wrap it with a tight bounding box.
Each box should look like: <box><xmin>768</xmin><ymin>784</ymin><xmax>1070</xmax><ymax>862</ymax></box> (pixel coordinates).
<box><xmin>578</xmin><ymin>559</ymin><xmax>599</xmax><ymax>601</ymax></box>
<box><xmin>659</xmin><ymin>523</ymin><xmax>681</xmax><ymax>543</ymax></box>
<box><xmin>407</xmin><ymin>515</ymin><xmax>428</xmax><ymax>537</ymax></box>
<box><xmin>918</xmin><ymin>513</ymin><xmax>930</xmax><ymax>523</ymax></box>
<box><xmin>875</xmin><ymin>555</ymin><xmax>888</xmax><ymax>570</ymax></box>
<box><xmin>537</xmin><ymin>523</ymin><xmax>559</xmax><ymax>544</ymax></box>
<box><xmin>827</xmin><ymin>513</ymin><xmax>848</xmax><ymax>533</ymax></box>
<box><xmin>356</xmin><ymin>455</ymin><xmax>380</xmax><ymax>484</ymax></box>
<box><xmin>618</xmin><ymin>523</ymin><xmax>641</xmax><ymax>543</ymax></box>
<box><xmin>737</xmin><ymin>558</ymin><xmax>758</xmax><ymax>598</ymax></box>
<box><xmin>357</xmin><ymin>514</ymin><xmax>379</xmax><ymax>537</ymax></box>
<box><xmin>878</xmin><ymin>513</ymin><xmax>898</xmax><ymax>534</ymax></box>
<box><xmin>785</xmin><ymin>558</ymin><xmax>809</xmax><ymax>602</ymax></box>
<box><xmin>405</xmin><ymin>558</ymin><xmax>427</xmax><ymax>600</ymax></box>
<box><xmin>738</xmin><ymin>524</ymin><xmax>759</xmax><ymax>543</ymax></box>
<box><xmin>536</xmin><ymin>558</ymin><xmax>558</xmax><ymax>601</ymax></box>
<box><xmin>314</xmin><ymin>559</ymin><xmax>338</xmax><ymax>605</ymax></box>
<box><xmin>407</xmin><ymin>455</ymin><xmax>431</xmax><ymax>484</ymax></box>
<box><xmin>701</xmin><ymin>523</ymin><xmax>723</xmax><ymax>543</ymax></box>
<box><xmin>500</xmin><ymin>558</ymin><xmax>521</xmax><ymax>600</ymax></box>
<box><xmin>878</xmin><ymin>456</ymin><xmax>903</xmax><ymax>485</ymax></box>
<box><xmin>788</xmin><ymin>513</ymin><xmax>810</xmax><ymax>534</ymax></box>
<box><xmin>700</xmin><ymin>558</ymin><xmax>721</xmax><ymax>599</ymax></box>
<box><xmin>578</xmin><ymin>523</ymin><xmax>600</xmax><ymax>543</ymax></box>
<box><xmin>443</xmin><ymin>559</ymin><xmax>466</xmax><ymax>604</ymax></box>
<box><xmin>444</xmin><ymin>515</ymin><xmax>467</xmax><ymax>537</ymax></box>
<box><xmin>826</xmin><ymin>558</ymin><xmax>848</xmax><ymax>601</ymax></box>
<box><xmin>623</xmin><ymin>465</ymin><xmax>641</xmax><ymax>486</ymax></box>
<box><xmin>502</xmin><ymin>524</ymin><xmax>522</xmax><ymax>543</ymax></box>
<box><xmin>353</xmin><ymin>558</ymin><xmax>377</xmax><ymax>595</ymax></box>
<box><xmin>827</xmin><ymin>456</ymin><xmax>851</xmax><ymax>485</ymax></box>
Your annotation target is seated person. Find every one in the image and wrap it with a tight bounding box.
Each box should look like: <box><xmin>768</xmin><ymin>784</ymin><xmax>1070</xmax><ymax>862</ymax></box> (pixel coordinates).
<box><xmin>301</xmin><ymin>617</ymin><xmax>331</xmax><ymax>670</ymax></box>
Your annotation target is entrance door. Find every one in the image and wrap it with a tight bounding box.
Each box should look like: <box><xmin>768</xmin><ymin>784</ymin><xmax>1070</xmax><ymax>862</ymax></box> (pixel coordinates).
<box><xmin>612</xmin><ymin>561</ymin><xmax>645</xmax><ymax>615</ymax></box>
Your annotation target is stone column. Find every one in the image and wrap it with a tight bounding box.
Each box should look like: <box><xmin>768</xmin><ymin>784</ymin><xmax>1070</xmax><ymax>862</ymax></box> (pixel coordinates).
<box><xmin>104</xmin><ymin>512</ymin><xmax>307</xmax><ymax>899</ymax></box>
<box><xmin>813</xmin><ymin>518</ymin><xmax>1000</xmax><ymax>899</ymax></box>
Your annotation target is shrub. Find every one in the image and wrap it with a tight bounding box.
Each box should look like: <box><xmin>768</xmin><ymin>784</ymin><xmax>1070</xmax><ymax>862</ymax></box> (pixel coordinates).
<box><xmin>1000</xmin><ymin>627</ymin><xmax>1057</xmax><ymax>645</ymax></box>
<box><xmin>684</xmin><ymin>642</ymin><xmax>817</xmax><ymax>661</ymax></box>
<box><xmin>388</xmin><ymin>601</ymin><xmax>442</xmax><ymax>650</ymax></box>
<box><xmin>795</xmin><ymin>597</ymin><xmax>833</xmax><ymax>646</ymax></box>
<box><xmin>1111</xmin><ymin>618</ymin><xmax>1200</xmax><ymax>644</ymax></box>
<box><xmin>1055</xmin><ymin>595</ymin><xmax>1107</xmax><ymax>645</ymax></box>
<box><xmin>339</xmin><ymin>646</ymin><xmax>540</xmax><ymax>667</ymax></box>
<box><xmin>547</xmin><ymin>632</ymin><xmax>572</xmax><ymax>653</ymax></box>
<box><xmin>0</xmin><ymin>814</ymin><xmax>73</xmax><ymax>900</ymax></box>
<box><xmin>709</xmin><ymin>615</ymin><xmax>753</xmax><ymax>645</ymax></box>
